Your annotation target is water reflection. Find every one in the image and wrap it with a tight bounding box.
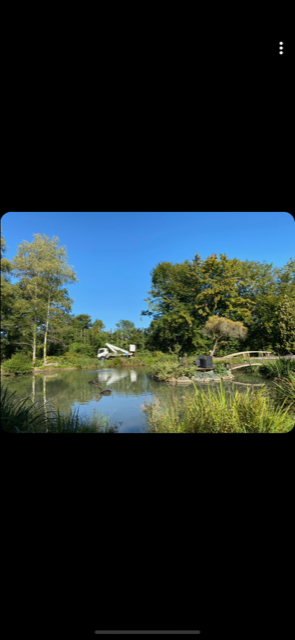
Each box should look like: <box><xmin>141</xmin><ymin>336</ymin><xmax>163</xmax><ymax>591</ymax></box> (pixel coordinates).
<box><xmin>96</xmin><ymin>368</ymin><xmax>137</xmax><ymax>386</ymax></box>
<box><xmin>2</xmin><ymin>366</ymin><xmax>275</xmax><ymax>433</ymax></box>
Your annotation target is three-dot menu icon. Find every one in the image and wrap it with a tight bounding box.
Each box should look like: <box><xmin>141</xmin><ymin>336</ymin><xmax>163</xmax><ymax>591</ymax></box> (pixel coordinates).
<box><xmin>279</xmin><ymin>42</ymin><xmax>284</xmax><ymax>55</ymax></box>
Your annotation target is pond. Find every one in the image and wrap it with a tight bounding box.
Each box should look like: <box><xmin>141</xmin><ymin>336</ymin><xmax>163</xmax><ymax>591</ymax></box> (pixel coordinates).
<box><xmin>2</xmin><ymin>365</ymin><xmax>276</xmax><ymax>432</ymax></box>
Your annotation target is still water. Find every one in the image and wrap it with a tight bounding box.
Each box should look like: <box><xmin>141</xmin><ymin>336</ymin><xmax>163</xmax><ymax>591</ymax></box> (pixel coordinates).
<box><xmin>2</xmin><ymin>366</ymin><xmax>274</xmax><ymax>433</ymax></box>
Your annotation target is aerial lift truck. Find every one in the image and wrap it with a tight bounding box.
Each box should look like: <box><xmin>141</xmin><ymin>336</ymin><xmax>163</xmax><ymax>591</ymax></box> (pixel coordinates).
<box><xmin>97</xmin><ymin>343</ymin><xmax>136</xmax><ymax>361</ymax></box>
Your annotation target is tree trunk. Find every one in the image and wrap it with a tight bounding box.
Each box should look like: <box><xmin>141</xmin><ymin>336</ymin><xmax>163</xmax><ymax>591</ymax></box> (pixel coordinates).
<box><xmin>43</xmin><ymin>293</ymin><xmax>50</xmax><ymax>365</ymax></box>
<box><xmin>32</xmin><ymin>283</ymin><xmax>39</xmax><ymax>364</ymax></box>
<box><xmin>210</xmin><ymin>338</ymin><xmax>219</xmax><ymax>357</ymax></box>
<box><xmin>32</xmin><ymin>322</ymin><xmax>37</xmax><ymax>363</ymax></box>
<box><xmin>32</xmin><ymin>375</ymin><xmax>35</xmax><ymax>404</ymax></box>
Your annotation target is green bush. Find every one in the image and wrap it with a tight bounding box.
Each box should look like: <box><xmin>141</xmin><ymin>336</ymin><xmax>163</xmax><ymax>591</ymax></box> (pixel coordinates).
<box><xmin>148</xmin><ymin>359</ymin><xmax>196</xmax><ymax>381</ymax></box>
<box><xmin>56</xmin><ymin>352</ymin><xmax>82</xmax><ymax>367</ymax></box>
<box><xmin>33</xmin><ymin>358</ymin><xmax>44</xmax><ymax>367</ymax></box>
<box><xmin>214</xmin><ymin>363</ymin><xmax>228</xmax><ymax>375</ymax></box>
<box><xmin>2</xmin><ymin>354</ymin><xmax>34</xmax><ymax>375</ymax></box>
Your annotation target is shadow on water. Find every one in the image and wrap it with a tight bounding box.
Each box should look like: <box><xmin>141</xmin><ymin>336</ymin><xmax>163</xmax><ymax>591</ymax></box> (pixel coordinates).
<box><xmin>2</xmin><ymin>366</ymin><xmax>275</xmax><ymax>433</ymax></box>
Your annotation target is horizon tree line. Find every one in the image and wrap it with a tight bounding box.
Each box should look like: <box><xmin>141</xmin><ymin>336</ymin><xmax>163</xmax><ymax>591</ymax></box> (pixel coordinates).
<box><xmin>1</xmin><ymin>232</ymin><xmax>294</xmax><ymax>363</ymax></box>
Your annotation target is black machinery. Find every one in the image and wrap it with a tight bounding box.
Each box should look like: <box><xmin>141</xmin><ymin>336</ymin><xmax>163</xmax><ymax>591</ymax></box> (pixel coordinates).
<box><xmin>194</xmin><ymin>355</ymin><xmax>213</xmax><ymax>369</ymax></box>
<box><xmin>178</xmin><ymin>355</ymin><xmax>215</xmax><ymax>371</ymax></box>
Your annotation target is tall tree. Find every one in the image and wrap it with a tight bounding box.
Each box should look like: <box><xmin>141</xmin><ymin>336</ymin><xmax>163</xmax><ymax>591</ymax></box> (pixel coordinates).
<box><xmin>275</xmin><ymin>295</ymin><xmax>295</xmax><ymax>354</ymax></box>
<box><xmin>0</xmin><ymin>233</ymin><xmax>17</xmax><ymax>359</ymax></box>
<box><xmin>142</xmin><ymin>254</ymin><xmax>255</xmax><ymax>353</ymax></box>
<box><xmin>12</xmin><ymin>234</ymin><xmax>78</xmax><ymax>363</ymax></box>
<box><xmin>115</xmin><ymin>320</ymin><xmax>136</xmax><ymax>347</ymax></box>
<box><xmin>72</xmin><ymin>314</ymin><xmax>93</xmax><ymax>343</ymax></box>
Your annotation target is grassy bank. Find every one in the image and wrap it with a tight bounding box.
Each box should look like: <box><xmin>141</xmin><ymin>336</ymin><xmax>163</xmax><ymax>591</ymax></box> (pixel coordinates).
<box><xmin>141</xmin><ymin>381</ymin><xmax>294</xmax><ymax>433</ymax></box>
<box><xmin>1</xmin><ymin>351</ymin><xmax>177</xmax><ymax>374</ymax></box>
<box><xmin>1</xmin><ymin>354</ymin><xmax>103</xmax><ymax>375</ymax></box>
<box><xmin>1</xmin><ymin>386</ymin><xmax>118</xmax><ymax>433</ymax></box>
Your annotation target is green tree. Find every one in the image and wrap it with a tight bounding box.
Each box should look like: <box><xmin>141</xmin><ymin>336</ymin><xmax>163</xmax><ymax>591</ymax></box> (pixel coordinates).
<box><xmin>0</xmin><ymin>233</ymin><xmax>18</xmax><ymax>360</ymax></box>
<box><xmin>12</xmin><ymin>234</ymin><xmax>78</xmax><ymax>364</ymax></box>
<box><xmin>275</xmin><ymin>295</ymin><xmax>295</xmax><ymax>354</ymax></box>
<box><xmin>202</xmin><ymin>316</ymin><xmax>248</xmax><ymax>356</ymax></box>
<box><xmin>115</xmin><ymin>320</ymin><xmax>136</xmax><ymax>348</ymax></box>
<box><xmin>142</xmin><ymin>254</ymin><xmax>255</xmax><ymax>353</ymax></box>
<box><xmin>72</xmin><ymin>314</ymin><xmax>93</xmax><ymax>343</ymax></box>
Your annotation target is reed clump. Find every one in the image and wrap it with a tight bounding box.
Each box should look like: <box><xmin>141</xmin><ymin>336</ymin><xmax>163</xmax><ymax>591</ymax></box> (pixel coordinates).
<box><xmin>258</xmin><ymin>358</ymin><xmax>295</xmax><ymax>379</ymax></box>
<box><xmin>1</xmin><ymin>386</ymin><xmax>118</xmax><ymax>433</ymax></box>
<box><xmin>141</xmin><ymin>381</ymin><xmax>294</xmax><ymax>433</ymax></box>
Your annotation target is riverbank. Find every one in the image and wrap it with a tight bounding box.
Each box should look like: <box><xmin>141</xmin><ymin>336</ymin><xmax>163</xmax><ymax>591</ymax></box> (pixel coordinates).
<box><xmin>1</xmin><ymin>364</ymin><xmax>99</xmax><ymax>376</ymax></box>
<box><xmin>2</xmin><ymin>353</ymin><xmax>294</xmax><ymax>384</ymax></box>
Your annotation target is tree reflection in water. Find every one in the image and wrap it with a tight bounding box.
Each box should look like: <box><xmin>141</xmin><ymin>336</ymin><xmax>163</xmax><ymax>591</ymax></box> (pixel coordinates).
<box><xmin>2</xmin><ymin>366</ymin><xmax>275</xmax><ymax>433</ymax></box>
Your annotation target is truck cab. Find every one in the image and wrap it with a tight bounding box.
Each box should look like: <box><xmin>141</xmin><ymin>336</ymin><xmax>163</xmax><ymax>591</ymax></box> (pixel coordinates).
<box><xmin>97</xmin><ymin>348</ymin><xmax>109</xmax><ymax>360</ymax></box>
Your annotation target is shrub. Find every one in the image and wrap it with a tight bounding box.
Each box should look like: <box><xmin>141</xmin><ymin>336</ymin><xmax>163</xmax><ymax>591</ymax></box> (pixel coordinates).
<box><xmin>59</xmin><ymin>352</ymin><xmax>82</xmax><ymax>365</ymax></box>
<box><xmin>214</xmin><ymin>363</ymin><xmax>228</xmax><ymax>375</ymax></box>
<box><xmin>32</xmin><ymin>358</ymin><xmax>44</xmax><ymax>368</ymax></box>
<box><xmin>2</xmin><ymin>354</ymin><xmax>34</xmax><ymax>375</ymax></box>
<box><xmin>148</xmin><ymin>359</ymin><xmax>196</xmax><ymax>381</ymax></box>
<box><xmin>68</xmin><ymin>342</ymin><xmax>89</xmax><ymax>354</ymax></box>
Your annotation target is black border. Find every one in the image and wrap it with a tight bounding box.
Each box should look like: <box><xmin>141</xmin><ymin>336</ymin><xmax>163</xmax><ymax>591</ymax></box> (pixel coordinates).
<box><xmin>2</xmin><ymin>29</ymin><xmax>292</xmax><ymax>638</ymax></box>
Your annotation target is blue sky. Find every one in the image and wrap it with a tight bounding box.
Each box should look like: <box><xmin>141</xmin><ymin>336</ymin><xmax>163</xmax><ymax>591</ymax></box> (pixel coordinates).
<box><xmin>2</xmin><ymin>212</ymin><xmax>293</xmax><ymax>331</ymax></box>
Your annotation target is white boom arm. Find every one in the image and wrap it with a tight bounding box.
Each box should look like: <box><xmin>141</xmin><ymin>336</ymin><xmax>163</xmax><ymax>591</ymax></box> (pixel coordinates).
<box><xmin>105</xmin><ymin>343</ymin><xmax>129</xmax><ymax>354</ymax></box>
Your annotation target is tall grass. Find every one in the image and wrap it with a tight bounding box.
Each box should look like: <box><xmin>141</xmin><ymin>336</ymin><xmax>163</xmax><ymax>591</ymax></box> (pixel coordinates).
<box><xmin>141</xmin><ymin>381</ymin><xmax>294</xmax><ymax>433</ymax></box>
<box><xmin>258</xmin><ymin>358</ymin><xmax>295</xmax><ymax>379</ymax></box>
<box><xmin>273</xmin><ymin>373</ymin><xmax>295</xmax><ymax>410</ymax></box>
<box><xmin>1</xmin><ymin>386</ymin><xmax>118</xmax><ymax>433</ymax></box>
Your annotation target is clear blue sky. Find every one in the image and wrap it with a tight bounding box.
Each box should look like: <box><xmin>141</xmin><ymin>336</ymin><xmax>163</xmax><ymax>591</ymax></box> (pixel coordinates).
<box><xmin>2</xmin><ymin>212</ymin><xmax>293</xmax><ymax>331</ymax></box>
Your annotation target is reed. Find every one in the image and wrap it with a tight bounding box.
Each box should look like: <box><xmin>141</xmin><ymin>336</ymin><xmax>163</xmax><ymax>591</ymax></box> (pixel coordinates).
<box><xmin>258</xmin><ymin>358</ymin><xmax>295</xmax><ymax>379</ymax></box>
<box><xmin>273</xmin><ymin>372</ymin><xmax>295</xmax><ymax>410</ymax></box>
<box><xmin>141</xmin><ymin>380</ymin><xmax>293</xmax><ymax>433</ymax></box>
<box><xmin>1</xmin><ymin>386</ymin><xmax>118</xmax><ymax>433</ymax></box>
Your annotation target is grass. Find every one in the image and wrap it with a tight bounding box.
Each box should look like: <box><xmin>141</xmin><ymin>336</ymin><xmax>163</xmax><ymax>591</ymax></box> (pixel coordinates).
<box><xmin>257</xmin><ymin>358</ymin><xmax>295</xmax><ymax>379</ymax></box>
<box><xmin>1</xmin><ymin>386</ymin><xmax>118</xmax><ymax>433</ymax></box>
<box><xmin>141</xmin><ymin>380</ymin><xmax>294</xmax><ymax>433</ymax></box>
<box><xmin>273</xmin><ymin>372</ymin><xmax>295</xmax><ymax>410</ymax></box>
